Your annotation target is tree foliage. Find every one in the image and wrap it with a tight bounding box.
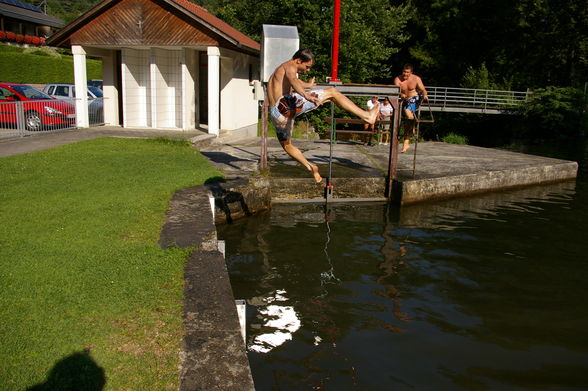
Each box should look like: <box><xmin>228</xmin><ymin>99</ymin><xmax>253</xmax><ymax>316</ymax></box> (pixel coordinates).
<box><xmin>395</xmin><ymin>0</ymin><xmax>587</xmax><ymax>89</ymax></box>
<box><xmin>46</xmin><ymin>0</ymin><xmax>100</xmax><ymax>23</ymax></box>
<box><xmin>521</xmin><ymin>87</ymin><xmax>587</xmax><ymax>138</ymax></box>
<box><xmin>197</xmin><ymin>0</ymin><xmax>411</xmax><ymax>83</ymax></box>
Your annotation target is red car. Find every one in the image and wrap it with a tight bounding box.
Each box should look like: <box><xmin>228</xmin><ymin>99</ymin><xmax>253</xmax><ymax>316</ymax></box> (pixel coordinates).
<box><xmin>0</xmin><ymin>83</ymin><xmax>76</xmax><ymax>131</ymax></box>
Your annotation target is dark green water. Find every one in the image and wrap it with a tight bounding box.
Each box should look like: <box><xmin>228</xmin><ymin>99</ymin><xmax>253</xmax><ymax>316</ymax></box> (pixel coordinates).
<box><xmin>217</xmin><ymin>141</ymin><xmax>588</xmax><ymax>391</ymax></box>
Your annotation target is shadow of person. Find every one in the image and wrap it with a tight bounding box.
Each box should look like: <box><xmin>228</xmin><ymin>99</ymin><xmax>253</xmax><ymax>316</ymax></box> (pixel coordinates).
<box><xmin>205</xmin><ymin>179</ymin><xmax>251</xmax><ymax>223</ymax></box>
<box><xmin>26</xmin><ymin>350</ymin><xmax>106</xmax><ymax>391</ymax></box>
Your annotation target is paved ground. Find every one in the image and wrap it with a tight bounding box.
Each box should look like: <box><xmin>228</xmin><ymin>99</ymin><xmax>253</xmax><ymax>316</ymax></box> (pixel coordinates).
<box><xmin>0</xmin><ymin>126</ymin><xmax>207</xmax><ymax>157</ymax></box>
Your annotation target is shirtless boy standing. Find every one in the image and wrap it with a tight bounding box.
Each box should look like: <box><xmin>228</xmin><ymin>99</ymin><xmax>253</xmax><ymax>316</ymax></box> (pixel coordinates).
<box><xmin>267</xmin><ymin>48</ymin><xmax>380</xmax><ymax>182</ymax></box>
<box><xmin>393</xmin><ymin>64</ymin><xmax>428</xmax><ymax>153</ymax></box>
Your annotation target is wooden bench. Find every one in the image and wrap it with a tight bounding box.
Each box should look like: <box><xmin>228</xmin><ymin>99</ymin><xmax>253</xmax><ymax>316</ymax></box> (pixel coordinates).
<box><xmin>323</xmin><ymin>117</ymin><xmax>392</xmax><ymax>143</ymax></box>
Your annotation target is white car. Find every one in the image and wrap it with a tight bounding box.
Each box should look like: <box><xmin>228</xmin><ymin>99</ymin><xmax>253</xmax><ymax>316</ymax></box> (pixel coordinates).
<box><xmin>43</xmin><ymin>83</ymin><xmax>103</xmax><ymax>124</ymax></box>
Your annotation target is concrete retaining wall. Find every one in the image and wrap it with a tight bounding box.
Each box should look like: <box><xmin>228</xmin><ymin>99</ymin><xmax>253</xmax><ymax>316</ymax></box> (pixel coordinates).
<box><xmin>395</xmin><ymin>161</ymin><xmax>579</xmax><ymax>205</ymax></box>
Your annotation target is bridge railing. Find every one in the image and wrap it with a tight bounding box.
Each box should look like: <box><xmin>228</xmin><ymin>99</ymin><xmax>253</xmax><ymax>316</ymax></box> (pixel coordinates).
<box><xmin>426</xmin><ymin>86</ymin><xmax>530</xmax><ymax>113</ymax></box>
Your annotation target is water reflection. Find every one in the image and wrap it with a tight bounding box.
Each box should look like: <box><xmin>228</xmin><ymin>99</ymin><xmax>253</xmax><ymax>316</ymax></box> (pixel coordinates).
<box><xmin>218</xmin><ymin>180</ymin><xmax>588</xmax><ymax>390</ymax></box>
<box><xmin>248</xmin><ymin>290</ymin><xmax>301</xmax><ymax>353</ymax></box>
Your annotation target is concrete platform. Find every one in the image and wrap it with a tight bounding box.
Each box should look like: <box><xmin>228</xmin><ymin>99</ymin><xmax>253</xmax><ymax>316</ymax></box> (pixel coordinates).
<box><xmin>201</xmin><ymin>138</ymin><xmax>578</xmax><ymax>205</ymax></box>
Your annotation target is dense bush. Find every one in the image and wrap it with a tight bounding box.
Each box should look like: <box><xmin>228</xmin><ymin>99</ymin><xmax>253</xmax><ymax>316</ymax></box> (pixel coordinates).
<box><xmin>0</xmin><ymin>43</ymin><xmax>101</xmax><ymax>84</ymax></box>
<box><xmin>442</xmin><ymin>132</ymin><xmax>468</xmax><ymax>144</ymax></box>
<box><xmin>520</xmin><ymin>87</ymin><xmax>588</xmax><ymax>139</ymax></box>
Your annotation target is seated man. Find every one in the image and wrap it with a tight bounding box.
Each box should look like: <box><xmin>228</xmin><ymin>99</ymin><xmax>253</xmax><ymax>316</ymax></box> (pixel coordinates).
<box><xmin>393</xmin><ymin>64</ymin><xmax>428</xmax><ymax>153</ymax></box>
<box><xmin>267</xmin><ymin>48</ymin><xmax>380</xmax><ymax>182</ymax></box>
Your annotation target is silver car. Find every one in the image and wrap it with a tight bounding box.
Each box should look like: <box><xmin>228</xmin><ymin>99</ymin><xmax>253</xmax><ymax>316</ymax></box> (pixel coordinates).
<box><xmin>43</xmin><ymin>83</ymin><xmax>103</xmax><ymax>124</ymax></box>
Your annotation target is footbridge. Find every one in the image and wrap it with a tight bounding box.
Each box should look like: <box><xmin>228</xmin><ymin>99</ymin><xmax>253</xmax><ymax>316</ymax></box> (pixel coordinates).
<box><xmin>320</xmin><ymin>83</ymin><xmax>530</xmax><ymax>115</ymax></box>
<box><xmin>424</xmin><ymin>86</ymin><xmax>530</xmax><ymax>114</ymax></box>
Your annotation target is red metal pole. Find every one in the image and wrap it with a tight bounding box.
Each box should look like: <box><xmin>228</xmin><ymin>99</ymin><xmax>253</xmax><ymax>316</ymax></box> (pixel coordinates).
<box><xmin>330</xmin><ymin>0</ymin><xmax>341</xmax><ymax>83</ymax></box>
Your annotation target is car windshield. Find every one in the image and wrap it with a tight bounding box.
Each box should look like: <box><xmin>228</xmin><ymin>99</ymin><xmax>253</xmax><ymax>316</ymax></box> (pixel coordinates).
<box><xmin>88</xmin><ymin>86</ymin><xmax>103</xmax><ymax>97</ymax></box>
<box><xmin>12</xmin><ymin>85</ymin><xmax>52</xmax><ymax>100</ymax></box>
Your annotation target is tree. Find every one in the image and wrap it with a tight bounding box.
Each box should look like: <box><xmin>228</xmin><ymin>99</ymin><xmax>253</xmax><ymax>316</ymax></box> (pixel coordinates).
<box><xmin>199</xmin><ymin>0</ymin><xmax>411</xmax><ymax>83</ymax></box>
<box><xmin>47</xmin><ymin>0</ymin><xmax>100</xmax><ymax>23</ymax></box>
<box><xmin>394</xmin><ymin>0</ymin><xmax>587</xmax><ymax>89</ymax></box>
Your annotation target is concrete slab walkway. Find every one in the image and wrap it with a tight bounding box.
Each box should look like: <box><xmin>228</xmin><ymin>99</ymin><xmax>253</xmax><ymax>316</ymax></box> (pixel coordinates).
<box><xmin>200</xmin><ymin>137</ymin><xmax>578</xmax><ymax>204</ymax></box>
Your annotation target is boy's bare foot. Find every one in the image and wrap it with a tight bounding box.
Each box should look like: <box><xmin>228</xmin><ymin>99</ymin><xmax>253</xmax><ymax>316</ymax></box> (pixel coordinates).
<box><xmin>310</xmin><ymin>164</ymin><xmax>323</xmax><ymax>183</ymax></box>
<box><xmin>400</xmin><ymin>140</ymin><xmax>410</xmax><ymax>153</ymax></box>
<box><xmin>364</xmin><ymin>102</ymin><xmax>380</xmax><ymax>125</ymax></box>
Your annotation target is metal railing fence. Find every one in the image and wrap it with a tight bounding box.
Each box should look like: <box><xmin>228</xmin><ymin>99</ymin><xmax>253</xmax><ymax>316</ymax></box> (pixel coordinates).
<box><xmin>0</xmin><ymin>98</ymin><xmax>104</xmax><ymax>139</ymax></box>
<box><xmin>426</xmin><ymin>86</ymin><xmax>530</xmax><ymax>113</ymax></box>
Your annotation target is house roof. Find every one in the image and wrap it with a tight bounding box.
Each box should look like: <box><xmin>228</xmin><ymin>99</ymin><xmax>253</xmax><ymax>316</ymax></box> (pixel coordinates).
<box><xmin>171</xmin><ymin>0</ymin><xmax>259</xmax><ymax>51</ymax></box>
<box><xmin>0</xmin><ymin>0</ymin><xmax>64</xmax><ymax>28</ymax></box>
<box><xmin>46</xmin><ymin>0</ymin><xmax>259</xmax><ymax>54</ymax></box>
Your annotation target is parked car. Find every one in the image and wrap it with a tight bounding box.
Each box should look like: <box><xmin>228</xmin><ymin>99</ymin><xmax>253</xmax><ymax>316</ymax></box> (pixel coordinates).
<box><xmin>43</xmin><ymin>83</ymin><xmax>103</xmax><ymax>100</ymax></box>
<box><xmin>0</xmin><ymin>83</ymin><xmax>76</xmax><ymax>131</ymax></box>
<box><xmin>43</xmin><ymin>83</ymin><xmax>103</xmax><ymax>124</ymax></box>
<box><xmin>87</xmin><ymin>79</ymin><xmax>103</xmax><ymax>90</ymax></box>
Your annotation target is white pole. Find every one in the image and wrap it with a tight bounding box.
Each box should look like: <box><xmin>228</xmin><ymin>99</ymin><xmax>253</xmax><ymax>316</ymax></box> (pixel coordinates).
<box><xmin>207</xmin><ymin>47</ymin><xmax>220</xmax><ymax>136</ymax></box>
<box><xmin>72</xmin><ymin>45</ymin><xmax>89</xmax><ymax>128</ymax></box>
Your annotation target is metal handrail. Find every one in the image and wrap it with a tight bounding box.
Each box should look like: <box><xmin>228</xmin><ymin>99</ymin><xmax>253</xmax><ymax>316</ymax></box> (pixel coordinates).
<box><xmin>426</xmin><ymin>86</ymin><xmax>530</xmax><ymax>109</ymax></box>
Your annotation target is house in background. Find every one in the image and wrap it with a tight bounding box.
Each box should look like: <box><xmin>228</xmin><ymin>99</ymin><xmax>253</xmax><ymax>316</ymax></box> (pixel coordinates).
<box><xmin>47</xmin><ymin>0</ymin><xmax>261</xmax><ymax>138</ymax></box>
<box><xmin>0</xmin><ymin>0</ymin><xmax>64</xmax><ymax>45</ymax></box>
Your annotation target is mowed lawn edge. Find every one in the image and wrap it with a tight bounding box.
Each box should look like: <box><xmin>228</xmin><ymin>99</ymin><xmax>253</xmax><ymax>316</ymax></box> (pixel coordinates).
<box><xmin>0</xmin><ymin>137</ymin><xmax>223</xmax><ymax>391</ymax></box>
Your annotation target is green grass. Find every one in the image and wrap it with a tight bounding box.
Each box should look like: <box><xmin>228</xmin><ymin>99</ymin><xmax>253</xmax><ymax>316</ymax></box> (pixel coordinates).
<box><xmin>0</xmin><ymin>137</ymin><xmax>222</xmax><ymax>391</ymax></box>
<box><xmin>0</xmin><ymin>43</ymin><xmax>102</xmax><ymax>84</ymax></box>
<box><xmin>442</xmin><ymin>132</ymin><xmax>469</xmax><ymax>144</ymax></box>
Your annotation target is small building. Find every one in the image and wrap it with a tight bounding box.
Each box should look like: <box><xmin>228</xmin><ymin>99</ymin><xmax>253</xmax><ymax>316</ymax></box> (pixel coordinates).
<box><xmin>0</xmin><ymin>0</ymin><xmax>63</xmax><ymax>45</ymax></box>
<box><xmin>47</xmin><ymin>0</ymin><xmax>261</xmax><ymax>138</ymax></box>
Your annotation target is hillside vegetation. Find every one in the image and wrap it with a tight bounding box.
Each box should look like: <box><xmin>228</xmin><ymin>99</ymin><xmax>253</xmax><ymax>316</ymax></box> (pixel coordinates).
<box><xmin>0</xmin><ymin>44</ymin><xmax>102</xmax><ymax>84</ymax></box>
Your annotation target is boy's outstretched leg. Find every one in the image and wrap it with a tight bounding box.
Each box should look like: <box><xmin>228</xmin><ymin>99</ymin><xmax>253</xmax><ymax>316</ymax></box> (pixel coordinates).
<box><xmin>280</xmin><ymin>139</ymin><xmax>323</xmax><ymax>183</ymax></box>
<box><xmin>321</xmin><ymin>88</ymin><xmax>380</xmax><ymax>125</ymax></box>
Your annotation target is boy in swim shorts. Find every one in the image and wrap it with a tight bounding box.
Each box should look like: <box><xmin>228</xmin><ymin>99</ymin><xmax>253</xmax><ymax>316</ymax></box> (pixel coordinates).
<box><xmin>393</xmin><ymin>64</ymin><xmax>428</xmax><ymax>153</ymax></box>
<box><xmin>270</xmin><ymin>89</ymin><xmax>326</xmax><ymax>142</ymax></box>
<box><xmin>267</xmin><ymin>48</ymin><xmax>380</xmax><ymax>182</ymax></box>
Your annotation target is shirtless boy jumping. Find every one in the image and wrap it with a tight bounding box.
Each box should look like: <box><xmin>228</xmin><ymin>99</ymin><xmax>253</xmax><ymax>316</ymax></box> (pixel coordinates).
<box><xmin>393</xmin><ymin>64</ymin><xmax>428</xmax><ymax>153</ymax></box>
<box><xmin>267</xmin><ymin>48</ymin><xmax>380</xmax><ymax>182</ymax></box>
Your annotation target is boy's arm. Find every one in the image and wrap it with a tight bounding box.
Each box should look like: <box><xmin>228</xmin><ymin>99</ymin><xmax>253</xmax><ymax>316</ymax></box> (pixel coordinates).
<box><xmin>417</xmin><ymin>77</ymin><xmax>428</xmax><ymax>100</ymax></box>
<box><xmin>394</xmin><ymin>77</ymin><xmax>407</xmax><ymax>99</ymax></box>
<box><xmin>286</xmin><ymin>68</ymin><xmax>319</xmax><ymax>103</ymax></box>
<box><xmin>299</xmin><ymin>77</ymin><xmax>316</xmax><ymax>89</ymax></box>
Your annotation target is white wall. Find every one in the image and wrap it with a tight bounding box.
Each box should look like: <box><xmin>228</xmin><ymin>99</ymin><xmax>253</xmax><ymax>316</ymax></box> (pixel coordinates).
<box><xmin>101</xmin><ymin>52</ymin><xmax>119</xmax><ymax>126</ymax></box>
<box><xmin>122</xmin><ymin>48</ymin><xmax>151</xmax><ymax>127</ymax></box>
<box><xmin>182</xmin><ymin>48</ymin><xmax>198</xmax><ymax>130</ymax></box>
<box><xmin>219</xmin><ymin>50</ymin><xmax>259</xmax><ymax>131</ymax></box>
<box><xmin>151</xmin><ymin>48</ymin><xmax>182</xmax><ymax>128</ymax></box>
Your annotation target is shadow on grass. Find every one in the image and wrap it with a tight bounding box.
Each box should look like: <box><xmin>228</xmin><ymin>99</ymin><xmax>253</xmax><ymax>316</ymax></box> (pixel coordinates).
<box><xmin>26</xmin><ymin>350</ymin><xmax>105</xmax><ymax>391</ymax></box>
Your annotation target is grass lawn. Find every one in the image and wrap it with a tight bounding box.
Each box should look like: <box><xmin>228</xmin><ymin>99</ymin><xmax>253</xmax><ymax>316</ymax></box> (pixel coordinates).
<box><xmin>0</xmin><ymin>137</ymin><xmax>222</xmax><ymax>390</ymax></box>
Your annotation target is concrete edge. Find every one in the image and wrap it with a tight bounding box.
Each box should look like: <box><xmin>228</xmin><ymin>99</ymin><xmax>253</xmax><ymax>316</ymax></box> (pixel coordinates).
<box><xmin>398</xmin><ymin>162</ymin><xmax>579</xmax><ymax>205</ymax></box>
<box><xmin>158</xmin><ymin>183</ymin><xmax>256</xmax><ymax>390</ymax></box>
<box><xmin>272</xmin><ymin>197</ymin><xmax>388</xmax><ymax>204</ymax></box>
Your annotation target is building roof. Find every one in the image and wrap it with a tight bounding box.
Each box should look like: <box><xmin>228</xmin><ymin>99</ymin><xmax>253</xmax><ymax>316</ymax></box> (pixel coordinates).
<box><xmin>46</xmin><ymin>0</ymin><xmax>259</xmax><ymax>54</ymax></box>
<box><xmin>0</xmin><ymin>0</ymin><xmax>64</xmax><ymax>28</ymax></box>
<box><xmin>171</xmin><ymin>0</ymin><xmax>259</xmax><ymax>51</ymax></box>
